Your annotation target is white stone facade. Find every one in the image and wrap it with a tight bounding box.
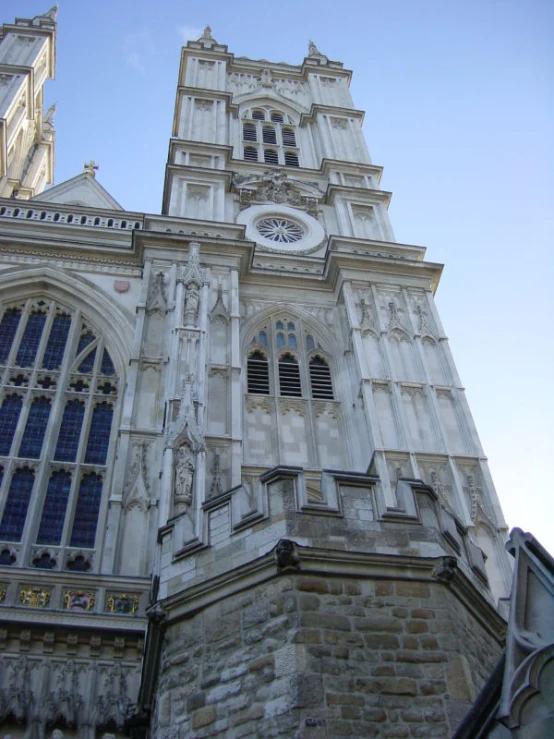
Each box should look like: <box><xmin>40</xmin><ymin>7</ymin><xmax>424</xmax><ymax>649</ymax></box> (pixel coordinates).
<box><xmin>0</xmin><ymin>20</ymin><xmax>514</xmax><ymax>738</ymax></box>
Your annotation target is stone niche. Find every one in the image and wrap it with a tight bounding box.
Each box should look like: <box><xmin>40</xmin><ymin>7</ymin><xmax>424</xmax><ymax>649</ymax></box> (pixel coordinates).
<box><xmin>153</xmin><ymin>569</ymin><xmax>504</xmax><ymax>738</ymax></box>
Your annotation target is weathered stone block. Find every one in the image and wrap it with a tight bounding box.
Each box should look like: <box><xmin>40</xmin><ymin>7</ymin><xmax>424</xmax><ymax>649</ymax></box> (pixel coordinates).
<box><xmin>191</xmin><ymin>705</ymin><xmax>215</xmax><ymax>729</ymax></box>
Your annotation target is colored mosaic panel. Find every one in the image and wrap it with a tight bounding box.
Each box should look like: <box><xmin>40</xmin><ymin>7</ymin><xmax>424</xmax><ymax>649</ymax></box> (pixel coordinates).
<box><xmin>20</xmin><ymin>586</ymin><xmax>50</xmax><ymax>607</ymax></box>
<box><xmin>0</xmin><ymin>394</ymin><xmax>23</xmax><ymax>455</ymax></box>
<box><xmin>106</xmin><ymin>592</ymin><xmax>139</xmax><ymax>614</ymax></box>
<box><xmin>54</xmin><ymin>399</ymin><xmax>85</xmax><ymax>461</ymax></box>
<box><xmin>84</xmin><ymin>402</ymin><xmax>113</xmax><ymax>465</ymax></box>
<box><xmin>42</xmin><ymin>313</ymin><xmax>71</xmax><ymax>369</ymax></box>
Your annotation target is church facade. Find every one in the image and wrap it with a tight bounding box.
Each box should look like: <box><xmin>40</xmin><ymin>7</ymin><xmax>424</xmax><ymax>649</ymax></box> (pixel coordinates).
<box><xmin>3</xmin><ymin>9</ymin><xmax>551</xmax><ymax>739</ymax></box>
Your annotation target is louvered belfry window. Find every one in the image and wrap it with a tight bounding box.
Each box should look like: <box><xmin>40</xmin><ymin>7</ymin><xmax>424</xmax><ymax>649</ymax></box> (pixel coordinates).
<box><xmin>246</xmin><ymin>320</ymin><xmax>335</xmax><ymax>402</ymax></box>
<box><xmin>0</xmin><ymin>299</ymin><xmax>119</xmax><ymax>569</ymax></box>
<box><xmin>242</xmin><ymin>106</ymin><xmax>301</xmax><ymax>167</ymax></box>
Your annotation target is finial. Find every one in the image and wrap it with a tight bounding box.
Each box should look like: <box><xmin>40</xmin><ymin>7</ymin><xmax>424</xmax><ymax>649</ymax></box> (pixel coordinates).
<box><xmin>43</xmin><ymin>5</ymin><xmax>58</xmax><ymax>21</ymax></box>
<box><xmin>83</xmin><ymin>160</ymin><xmax>99</xmax><ymax>177</ymax></box>
<box><xmin>201</xmin><ymin>26</ymin><xmax>213</xmax><ymax>40</ymax></box>
<box><xmin>43</xmin><ymin>103</ymin><xmax>56</xmax><ymax>130</ymax></box>
<box><xmin>308</xmin><ymin>40</ymin><xmax>327</xmax><ymax>61</ymax></box>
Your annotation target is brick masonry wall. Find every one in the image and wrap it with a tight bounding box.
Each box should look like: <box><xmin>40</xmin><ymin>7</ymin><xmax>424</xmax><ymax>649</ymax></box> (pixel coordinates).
<box><xmin>153</xmin><ymin>574</ymin><xmax>503</xmax><ymax>738</ymax></box>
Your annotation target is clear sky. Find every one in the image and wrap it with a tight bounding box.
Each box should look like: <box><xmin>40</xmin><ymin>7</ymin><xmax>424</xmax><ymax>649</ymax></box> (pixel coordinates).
<box><xmin>4</xmin><ymin>1</ymin><xmax>554</xmax><ymax>553</ymax></box>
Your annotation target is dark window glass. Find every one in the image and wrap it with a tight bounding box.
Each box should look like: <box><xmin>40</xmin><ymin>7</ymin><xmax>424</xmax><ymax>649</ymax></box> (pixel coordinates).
<box><xmin>42</xmin><ymin>314</ymin><xmax>71</xmax><ymax>369</ymax></box>
<box><xmin>0</xmin><ymin>468</ymin><xmax>35</xmax><ymax>541</ymax></box>
<box><xmin>270</xmin><ymin>110</ymin><xmax>284</xmax><ymax>123</ymax></box>
<box><xmin>258</xmin><ymin>331</ymin><xmax>267</xmax><ymax>346</ymax></box>
<box><xmin>243</xmin><ymin>122</ymin><xmax>257</xmax><ymax>141</ymax></box>
<box><xmin>84</xmin><ymin>402</ymin><xmax>113</xmax><ymax>465</ymax></box>
<box><xmin>279</xmin><ymin>354</ymin><xmax>302</xmax><ymax>397</ymax></box>
<box><xmin>309</xmin><ymin>357</ymin><xmax>334</xmax><ymax>399</ymax></box>
<box><xmin>100</xmin><ymin>350</ymin><xmax>115</xmax><ymax>376</ymax></box>
<box><xmin>247</xmin><ymin>351</ymin><xmax>270</xmax><ymax>394</ymax></box>
<box><xmin>16</xmin><ymin>311</ymin><xmax>46</xmax><ymax>367</ymax></box>
<box><xmin>0</xmin><ymin>395</ymin><xmax>23</xmax><ymax>455</ymax></box>
<box><xmin>282</xmin><ymin>128</ymin><xmax>296</xmax><ymax>147</ymax></box>
<box><xmin>288</xmin><ymin>334</ymin><xmax>297</xmax><ymax>349</ymax></box>
<box><xmin>36</xmin><ymin>470</ymin><xmax>72</xmax><ymax>544</ymax></box>
<box><xmin>70</xmin><ymin>473</ymin><xmax>103</xmax><ymax>548</ymax></box>
<box><xmin>262</xmin><ymin>126</ymin><xmax>277</xmax><ymax>144</ymax></box>
<box><xmin>252</xmin><ymin>109</ymin><xmax>265</xmax><ymax>120</ymax></box>
<box><xmin>75</xmin><ymin>330</ymin><xmax>95</xmax><ymax>358</ymax></box>
<box><xmin>284</xmin><ymin>151</ymin><xmax>299</xmax><ymax>167</ymax></box>
<box><xmin>276</xmin><ymin>332</ymin><xmax>285</xmax><ymax>349</ymax></box>
<box><xmin>19</xmin><ymin>396</ymin><xmax>51</xmax><ymax>458</ymax></box>
<box><xmin>264</xmin><ymin>149</ymin><xmax>279</xmax><ymax>165</ymax></box>
<box><xmin>244</xmin><ymin>146</ymin><xmax>258</xmax><ymax>162</ymax></box>
<box><xmin>78</xmin><ymin>347</ymin><xmax>96</xmax><ymax>373</ymax></box>
<box><xmin>306</xmin><ymin>335</ymin><xmax>315</xmax><ymax>351</ymax></box>
<box><xmin>0</xmin><ymin>308</ymin><xmax>22</xmax><ymax>363</ymax></box>
<box><xmin>54</xmin><ymin>399</ymin><xmax>85</xmax><ymax>461</ymax></box>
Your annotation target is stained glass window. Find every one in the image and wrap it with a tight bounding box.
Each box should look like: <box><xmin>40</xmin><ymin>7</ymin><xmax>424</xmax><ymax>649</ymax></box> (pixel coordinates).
<box><xmin>0</xmin><ymin>394</ymin><xmax>23</xmax><ymax>455</ymax></box>
<box><xmin>0</xmin><ymin>300</ymin><xmax>119</xmax><ymax>567</ymax></box>
<box><xmin>70</xmin><ymin>473</ymin><xmax>103</xmax><ymax>548</ymax></box>
<box><xmin>16</xmin><ymin>311</ymin><xmax>46</xmax><ymax>366</ymax></box>
<box><xmin>54</xmin><ymin>399</ymin><xmax>85</xmax><ymax>461</ymax></box>
<box><xmin>19</xmin><ymin>396</ymin><xmax>51</xmax><ymax>458</ymax></box>
<box><xmin>101</xmin><ymin>349</ymin><xmax>115</xmax><ymax>376</ymax></box>
<box><xmin>42</xmin><ymin>313</ymin><xmax>71</xmax><ymax>369</ymax></box>
<box><xmin>36</xmin><ymin>470</ymin><xmax>72</xmax><ymax>544</ymax></box>
<box><xmin>0</xmin><ymin>468</ymin><xmax>35</xmax><ymax>541</ymax></box>
<box><xmin>84</xmin><ymin>402</ymin><xmax>113</xmax><ymax>464</ymax></box>
<box><xmin>0</xmin><ymin>308</ymin><xmax>21</xmax><ymax>363</ymax></box>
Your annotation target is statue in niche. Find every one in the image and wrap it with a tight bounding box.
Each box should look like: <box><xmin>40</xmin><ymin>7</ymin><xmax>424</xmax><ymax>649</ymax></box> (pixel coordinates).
<box><xmin>174</xmin><ymin>445</ymin><xmax>195</xmax><ymax>511</ymax></box>
<box><xmin>184</xmin><ymin>283</ymin><xmax>199</xmax><ymax>326</ymax></box>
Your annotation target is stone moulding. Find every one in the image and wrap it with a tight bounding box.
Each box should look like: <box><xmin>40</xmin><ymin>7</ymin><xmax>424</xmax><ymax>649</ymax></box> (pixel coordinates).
<box><xmin>157</xmin><ymin>541</ymin><xmax>507</xmax><ymax>641</ymax></box>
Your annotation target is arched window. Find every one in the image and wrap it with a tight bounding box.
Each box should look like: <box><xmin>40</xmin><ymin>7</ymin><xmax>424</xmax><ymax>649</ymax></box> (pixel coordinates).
<box><xmin>247</xmin><ymin>350</ymin><xmax>270</xmax><ymax>394</ymax></box>
<box><xmin>278</xmin><ymin>353</ymin><xmax>302</xmax><ymax>397</ymax></box>
<box><xmin>246</xmin><ymin>318</ymin><xmax>335</xmax><ymax>402</ymax></box>
<box><xmin>0</xmin><ymin>299</ymin><xmax>120</xmax><ymax>569</ymax></box>
<box><xmin>309</xmin><ymin>356</ymin><xmax>334</xmax><ymax>399</ymax></box>
<box><xmin>242</xmin><ymin>106</ymin><xmax>301</xmax><ymax>167</ymax></box>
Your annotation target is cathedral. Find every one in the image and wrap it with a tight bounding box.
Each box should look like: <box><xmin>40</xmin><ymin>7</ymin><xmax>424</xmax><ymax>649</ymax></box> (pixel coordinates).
<box><xmin>0</xmin><ymin>8</ymin><xmax>553</xmax><ymax>739</ymax></box>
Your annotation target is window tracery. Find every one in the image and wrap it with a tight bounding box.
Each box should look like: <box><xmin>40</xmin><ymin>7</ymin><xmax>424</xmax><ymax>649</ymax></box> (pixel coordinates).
<box><xmin>0</xmin><ymin>299</ymin><xmax>120</xmax><ymax>569</ymax></box>
<box><xmin>246</xmin><ymin>317</ymin><xmax>334</xmax><ymax>401</ymax></box>
<box><xmin>242</xmin><ymin>106</ymin><xmax>300</xmax><ymax>167</ymax></box>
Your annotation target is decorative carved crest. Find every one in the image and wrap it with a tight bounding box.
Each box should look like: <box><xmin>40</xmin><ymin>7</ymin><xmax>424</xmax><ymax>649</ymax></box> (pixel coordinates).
<box><xmin>234</xmin><ymin>170</ymin><xmax>322</xmax><ymax>215</ymax></box>
<box><xmin>180</xmin><ymin>242</ymin><xmax>204</xmax><ymax>288</ymax></box>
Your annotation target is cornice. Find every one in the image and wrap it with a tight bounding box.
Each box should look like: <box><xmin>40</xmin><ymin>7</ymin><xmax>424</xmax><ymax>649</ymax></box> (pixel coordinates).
<box><xmin>325</xmin><ymin>183</ymin><xmax>392</xmax><ymax>207</ymax></box>
<box><xmin>159</xmin><ymin>545</ymin><xmax>506</xmax><ymax>641</ymax></box>
<box><xmin>300</xmin><ymin>103</ymin><xmax>365</xmax><ymax>126</ymax></box>
<box><xmin>172</xmin><ymin>87</ymin><xmax>238</xmax><ymax>136</ymax></box>
<box><xmin>321</xmin><ymin>158</ymin><xmax>384</xmax><ymax>183</ymax></box>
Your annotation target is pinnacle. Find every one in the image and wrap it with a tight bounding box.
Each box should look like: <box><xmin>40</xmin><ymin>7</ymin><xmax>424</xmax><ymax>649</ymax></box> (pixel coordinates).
<box><xmin>43</xmin><ymin>5</ymin><xmax>58</xmax><ymax>22</ymax></box>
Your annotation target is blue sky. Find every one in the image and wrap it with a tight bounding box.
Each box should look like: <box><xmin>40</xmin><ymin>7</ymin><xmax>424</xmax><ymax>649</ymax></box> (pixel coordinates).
<box><xmin>4</xmin><ymin>1</ymin><xmax>554</xmax><ymax>553</ymax></box>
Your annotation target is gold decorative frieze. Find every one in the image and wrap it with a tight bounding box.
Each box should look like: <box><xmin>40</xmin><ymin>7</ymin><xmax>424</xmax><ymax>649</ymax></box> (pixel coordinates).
<box><xmin>20</xmin><ymin>587</ymin><xmax>50</xmax><ymax>607</ymax></box>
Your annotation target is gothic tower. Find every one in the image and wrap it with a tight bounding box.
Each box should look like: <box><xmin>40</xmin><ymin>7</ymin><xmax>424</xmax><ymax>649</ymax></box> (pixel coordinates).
<box><xmin>0</xmin><ymin>18</ymin><xmax>517</xmax><ymax>739</ymax></box>
<box><xmin>0</xmin><ymin>6</ymin><xmax>56</xmax><ymax>199</ymax></box>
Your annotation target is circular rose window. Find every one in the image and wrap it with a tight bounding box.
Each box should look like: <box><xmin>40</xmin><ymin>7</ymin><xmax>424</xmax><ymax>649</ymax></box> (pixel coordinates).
<box><xmin>256</xmin><ymin>217</ymin><xmax>304</xmax><ymax>244</ymax></box>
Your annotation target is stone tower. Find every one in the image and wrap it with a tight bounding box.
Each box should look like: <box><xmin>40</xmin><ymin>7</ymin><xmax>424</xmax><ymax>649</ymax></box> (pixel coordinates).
<box><xmin>137</xmin><ymin>29</ymin><xmax>513</xmax><ymax>737</ymax></box>
<box><xmin>0</xmin><ymin>19</ymin><xmax>516</xmax><ymax>739</ymax></box>
<box><xmin>0</xmin><ymin>6</ymin><xmax>56</xmax><ymax>199</ymax></box>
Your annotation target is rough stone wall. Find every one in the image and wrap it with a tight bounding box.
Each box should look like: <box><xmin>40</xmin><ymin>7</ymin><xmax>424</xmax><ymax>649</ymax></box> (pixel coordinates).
<box><xmin>153</xmin><ymin>574</ymin><xmax>503</xmax><ymax>738</ymax></box>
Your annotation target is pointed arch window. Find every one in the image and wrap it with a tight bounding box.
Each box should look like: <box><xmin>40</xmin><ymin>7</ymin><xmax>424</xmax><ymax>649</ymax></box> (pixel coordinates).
<box><xmin>246</xmin><ymin>318</ymin><xmax>336</xmax><ymax>402</ymax></box>
<box><xmin>242</xmin><ymin>106</ymin><xmax>301</xmax><ymax>167</ymax></box>
<box><xmin>309</xmin><ymin>356</ymin><xmax>334</xmax><ymax>400</ymax></box>
<box><xmin>0</xmin><ymin>299</ymin><xmax>120</xmax><ymax>569</ymax></box>
<box><xmin>247</xmin><ymin>350</ymin><xmax>270</xmax><ymax>394</ymax></box>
